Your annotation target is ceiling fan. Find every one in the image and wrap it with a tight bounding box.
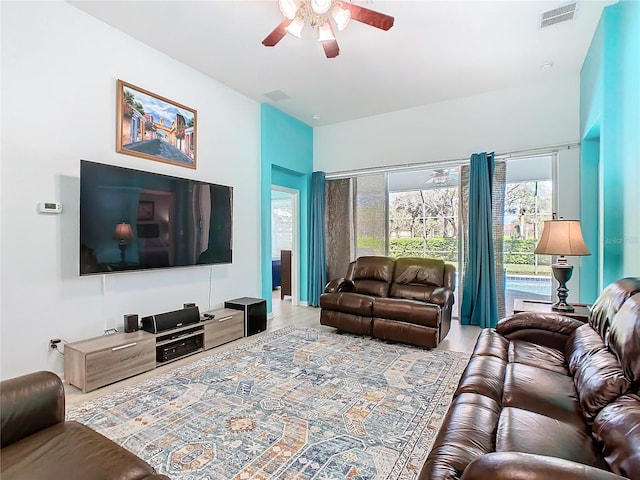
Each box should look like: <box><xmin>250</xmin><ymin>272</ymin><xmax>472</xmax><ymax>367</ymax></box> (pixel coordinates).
<box><xmin>426</xmin><ymin>169</ymin><xmax>454</xmax><ymax>186</ymax></box>
<box><xmin>262</xmin><ymin>0</ymin><xmax>394</xmax><ymax>58</ymax></box>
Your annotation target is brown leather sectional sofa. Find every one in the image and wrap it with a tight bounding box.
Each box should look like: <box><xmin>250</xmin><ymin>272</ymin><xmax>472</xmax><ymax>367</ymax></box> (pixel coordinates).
<box><xmin>420</xmin><ymin>277</ymin><xmax>640</xmax><ymax>480</ymax></box>
<box><xmin>320</xmin><ymin>256</ymin><xmax>455</xmax><ymax>348</ymax></box>
<box><xmin>0</xmin><ymin>370</ymin><xmax>170</xmax><ymax>480</ymax></box>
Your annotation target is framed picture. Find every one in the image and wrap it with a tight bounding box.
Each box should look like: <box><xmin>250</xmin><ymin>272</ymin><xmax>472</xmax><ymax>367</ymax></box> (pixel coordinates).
<box><xmin>116</xmin><ymin>80</ymin><xmax>197</xmax><ymax>169</ymax></box>
<box><xmin>137</xmin><ymin>201</ymin><xmax>155</xmax><ymax>221</ymax></box>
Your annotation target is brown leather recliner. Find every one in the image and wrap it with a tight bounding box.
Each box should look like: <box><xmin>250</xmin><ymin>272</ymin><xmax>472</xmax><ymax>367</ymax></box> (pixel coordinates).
<box><xmin>320</xmin><ymin>256</ymin><xmax>456</xmax><ymax>348</ymax></box>
<box><xmin>420</xmin><ymin>277</ymin><xmax>640</xmax><ymax>480</ymax></box>
<box><xmin>0</xmin><ymin>370</ymin><xmax>171</xmax><ymax>480</ymax></box>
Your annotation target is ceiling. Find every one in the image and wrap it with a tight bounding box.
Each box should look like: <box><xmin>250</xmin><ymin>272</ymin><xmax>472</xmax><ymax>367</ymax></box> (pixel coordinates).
<box><xmin>68</xmin><ymin>1</ymin><xmax>613</xmax><ymax>127</ymax></box>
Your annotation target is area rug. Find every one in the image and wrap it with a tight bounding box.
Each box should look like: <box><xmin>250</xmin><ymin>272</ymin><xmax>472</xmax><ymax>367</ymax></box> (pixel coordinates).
<box><xmin>67</xmin><ymin>327</ymin><xmax>469</xmax><ymax>480</ymax></box>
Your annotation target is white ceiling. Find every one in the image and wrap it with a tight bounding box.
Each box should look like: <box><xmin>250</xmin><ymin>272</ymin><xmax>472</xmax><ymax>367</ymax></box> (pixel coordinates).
<box><xmin>68</xmin><ymin>0</ymin><xmax>612</xmax><ymax>127</ymax></box>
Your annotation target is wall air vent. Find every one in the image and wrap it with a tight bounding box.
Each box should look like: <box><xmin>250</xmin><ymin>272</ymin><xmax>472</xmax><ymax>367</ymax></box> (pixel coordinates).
<box><xmin>539</xmin><ymin>2</ymin><xmax>576</xmax><ymax>28</ymax></box>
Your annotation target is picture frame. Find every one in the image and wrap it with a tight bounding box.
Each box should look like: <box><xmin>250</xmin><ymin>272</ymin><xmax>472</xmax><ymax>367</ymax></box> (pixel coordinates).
<box><xmin>137</xmin><ymin>201</ymin><xmax>155</xmax><ymax>221</ymax></box>
<box><xmin>116</xmin><ymin>80</ymin><xmax>197</xmax><ymax>169</ymax></box>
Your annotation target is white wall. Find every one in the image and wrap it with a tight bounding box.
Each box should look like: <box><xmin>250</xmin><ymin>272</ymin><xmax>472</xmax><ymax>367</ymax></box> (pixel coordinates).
<box><xmin>0</xmin><ymin>2</ymin><xmax>261</xmax><ymax>380</ymax></box>
<box><xmin>314</xmin><ymin>76</ymin><xmax>584</xmax><ymax>303</ymax></box>
<box><xmin>314</xmin><ymin>76</ymin><xmax>580</xmax><ymax>172</ymax></box>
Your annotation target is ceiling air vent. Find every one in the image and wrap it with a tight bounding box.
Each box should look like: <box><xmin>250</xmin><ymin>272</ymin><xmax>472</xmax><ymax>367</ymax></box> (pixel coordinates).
<box><xmin>264</xmin><ymin>90</ymin><xmax>291</xmax><ymax>102</ymax></box>
<box><xmin>539</xmin><ymin>2</ymin><xmax>576</xmax><ymax>28</ymax></box>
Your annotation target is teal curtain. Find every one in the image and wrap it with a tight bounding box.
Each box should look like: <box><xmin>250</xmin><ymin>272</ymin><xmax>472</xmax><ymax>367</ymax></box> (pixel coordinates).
<box><xmin>460</xmin><ymin>152</ymin><xmax>499</xmax><ymax>328</ymax></box>
<box><xmin>308</xmin><ymin>171</ymin><xmax>327</xmax><ymax>306</ymax></box>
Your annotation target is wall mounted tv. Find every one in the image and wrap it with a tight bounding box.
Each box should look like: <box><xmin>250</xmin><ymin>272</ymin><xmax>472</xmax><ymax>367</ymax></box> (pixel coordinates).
<box><xmin>80</xmin><ymin>160</ymin><xmax>233</xmax><ymax>275</ymax></box>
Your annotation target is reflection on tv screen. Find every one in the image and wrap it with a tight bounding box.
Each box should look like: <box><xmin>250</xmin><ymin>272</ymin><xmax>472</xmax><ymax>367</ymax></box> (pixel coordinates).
<box><xmin>80</xmin><ymin>160</ymin><xmax>233</xmax><ymax>275</ymax></box>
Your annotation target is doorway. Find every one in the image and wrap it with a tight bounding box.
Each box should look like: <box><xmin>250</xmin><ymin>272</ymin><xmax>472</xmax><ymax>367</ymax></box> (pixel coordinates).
<box><xmin>271</xmin><ymin>187</ymin><xmax>300</xmax><ymax>306</ymax></box>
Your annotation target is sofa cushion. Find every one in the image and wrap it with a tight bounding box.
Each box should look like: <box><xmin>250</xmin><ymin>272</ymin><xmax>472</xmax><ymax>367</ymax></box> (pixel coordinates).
<box><xmin>349</xmin><ymin>256</ymin><xmax>395</xmax><ymax>297</ymax></box>
<box><xmin>502</xmin><ymin>363</ymin><xmax>584</xmax><ymax>427</ymax></box>
<box><xmin>496</xmin><ymin>407</ymin><xmax>608</xmax><ymax>470</ymax></box>
<box><xmin>566</xmin><ymin>323</ymin><xmax>606</xmax><ymax>375</ymax></box>
<box><xmin>352</xmin><ymin>279</ymin><xmax>390</xmax><ymax>297</ymax></box>
<box><xmin>320</xmin><ymin>292</ymin><xmax>374</xmax><ymax>316</ymax></box>
<box><xmin>389</xmin><ymin>284</ymin><xmax>454</xmax><ymax>307</ymax></box>
<box><xmin>590</xmin><ymin>278</ymin><xmax>640</xmax><ymax>340</ymax></box>
<box><xmin>320</xmin><ymin>310</ymin><xmax>373</xmax><ymax>336</ymax></box>
<box><xmin>393</xmin><ymin>257</ymin><xmax>445</xmax><ymax>287</ymax></box>
<box><xmin>573</xmin><ymin>348</ymin><xmax>630</xmax><ymax>424</ymax></box>
<box><xmin>350</xmin><ymin>256</ymin><xmax>395</xmax><ymax>281</ymax></box>
<box><xmin>0</xmin><ymin>421</ymin><xmax>157</xmax><ymax>480</ymax></box>
<box><xmin>419</xmin><ymin>393</ymin><xmax>500</xmax><ymax>480</ymax></box>
<box><xmin>372</xmin><ymin>297</ymin><xmax>440</xmax><ymax>327</ymax></box>
<box><xmin>592</xmin><ymin>394</ymin><xmax>640</xmax><ymax>480</ymax></box>
<box><xmin>508</xmin><ymin>339</ymin><xmax>569</xmax><ymax>375</ymax></box>
<box><xmin>455</xmin><ymin>355</ymin><xmax>507</xmax><ymax>405</ymax></box>
<box><xmin>471</xmin><ymin>329</ymin><xmax>509</xmax><ymax>361</ymax></box>
<box><xmin>372</xmin><ymin>318</ymin><xmax>438</xmax><ymax>348</ymax></box>
<box><xmin>606</xmin><ymin>293</ymin><xmax>640</xmax><ymax>383</ymax></box>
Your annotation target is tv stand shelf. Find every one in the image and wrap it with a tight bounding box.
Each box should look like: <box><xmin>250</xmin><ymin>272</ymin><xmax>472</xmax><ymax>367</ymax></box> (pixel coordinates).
<box><xmin>64</xmin><ymin>307</ymin><xmax>244</xmax><ymax>392</ymax></box>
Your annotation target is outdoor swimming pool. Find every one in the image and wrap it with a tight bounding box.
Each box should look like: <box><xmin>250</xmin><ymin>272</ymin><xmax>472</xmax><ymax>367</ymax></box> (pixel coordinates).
<box><xmin>506</xmin><ymin>275</ymin><xmax>552</xmax><ymax>296</ymax></box>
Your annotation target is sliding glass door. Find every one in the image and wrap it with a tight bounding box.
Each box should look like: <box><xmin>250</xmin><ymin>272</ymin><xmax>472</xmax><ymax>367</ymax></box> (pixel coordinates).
<box><xmin>503</xmin><ymin>156</ymin><xmax>554</xmax><ymax>313</ymax></box>
<box><xmin>326</xmin><ymin>153</ymin><xmax>555</xmax><ymax>319</ymax></box>
<box><xmin>387</xmin><ymin>168</ymin><xmax>460</xmax><ymax>317</ymax></box>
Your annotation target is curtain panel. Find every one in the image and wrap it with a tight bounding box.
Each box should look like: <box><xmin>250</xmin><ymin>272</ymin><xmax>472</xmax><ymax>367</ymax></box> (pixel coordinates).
<box><xmin>325</xmin><ymin>178</ymin><xmax>354</xmax><ymax>282</ymax></box>
<box><xmin>460</xmin><ymin>153</ymin><xmax>506</xmax><ymax>327</ymax></box>
<box><xmin>308</xmin><ymin>172</ymin><xmax>327</xmax><ymax>307</ymax></box>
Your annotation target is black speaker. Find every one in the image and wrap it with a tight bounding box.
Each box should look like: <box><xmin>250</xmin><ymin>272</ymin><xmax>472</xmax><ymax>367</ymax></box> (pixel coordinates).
<box><xmin>141</xmin><ymin>307</ymin><xmax>200</xmax><ymax>334</ymax></box>
<box><xmin>124</xmin><ymin>314</ymin><xmax>139</xmax><ymax>333</ymax></box>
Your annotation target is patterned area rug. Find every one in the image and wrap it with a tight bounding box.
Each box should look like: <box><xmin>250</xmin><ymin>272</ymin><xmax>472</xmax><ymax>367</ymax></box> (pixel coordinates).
<box><xmin>68</xmin><ymin>327</ymin><xmax>469</xmax><ymax>480</ymax></box>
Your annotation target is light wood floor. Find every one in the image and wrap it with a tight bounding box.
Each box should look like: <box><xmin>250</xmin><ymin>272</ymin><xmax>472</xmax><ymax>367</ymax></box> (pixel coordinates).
<box><xmin>65</xmin><ymin>292</ymin><xmax>481</xmax><ymax>406</ymax></box>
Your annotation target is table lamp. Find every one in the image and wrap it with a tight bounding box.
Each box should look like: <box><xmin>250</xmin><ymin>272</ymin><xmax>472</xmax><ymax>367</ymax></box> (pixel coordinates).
<box><xmin>534</xmin><ymin>218</ymin><xmax>590</xmax><ymax>312</ymax></box>
<box><xmin>113</xmin><ymin>222</ymin><xmax>134</xmax><ymax>264</ymax></box>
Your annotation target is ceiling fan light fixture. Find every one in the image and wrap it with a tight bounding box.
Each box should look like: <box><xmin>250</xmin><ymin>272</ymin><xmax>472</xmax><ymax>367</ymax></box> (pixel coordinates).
<box><xmin>285</xmin><ymin>16</ymin><xmax>305</xmax><ymax>38</ymax></box>
<box><xmin>310</xmin><ymin>0</ymin><xmax>332</xmax><ymax>15</ymax></box>
<box><xmin>433</xmin><ymin>175</ymin><xmax>448</xmax><ymax>185</ymax></box>
<box><xmin>278</xmin><ymin>0</ymin><xmax>299</xmax><ymax>20</ymax></box>
<box><xmin>330</xmin><ymin>5</ymin><xmax>351</xmax><ymax>31</ymax></box>
<box><xmin>317</xmin><ymin>22</ymin><xmax>335</xmax><ymax>42</ymax></box>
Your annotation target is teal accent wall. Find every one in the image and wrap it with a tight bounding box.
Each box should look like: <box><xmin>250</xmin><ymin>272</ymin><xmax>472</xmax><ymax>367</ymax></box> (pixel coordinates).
<box><xmin>580</xmin><ymin>0</ymin><xmax>640</xmax><ymax>301</ymax></box>
<box><xmin>260</xmin><ymin>104</ymin><xmax>313</xmax><ymax>312</ymax></box>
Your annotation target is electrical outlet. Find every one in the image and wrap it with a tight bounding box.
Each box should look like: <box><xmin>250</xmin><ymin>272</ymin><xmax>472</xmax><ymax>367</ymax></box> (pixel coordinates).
<box><xmin>49</xmin><ymin>338</ymin><xmax>61</xmax><ymax>350</ymax></box>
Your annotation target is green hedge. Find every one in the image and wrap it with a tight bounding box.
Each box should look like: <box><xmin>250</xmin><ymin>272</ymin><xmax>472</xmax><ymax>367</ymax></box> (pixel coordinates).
<box><xmin>357</xmin><ymin>237</ymin><xmax>550</xmax><ymax>266</ymax></box>
<box><xmin>388</xmin><ymin>237</ymin><xmax>458</xmax><ymax>261</ymax></box>
<box><xmin>503</xmin><ymin>239</ymin><xmax>550</xmax><ymax>265</ymax></box>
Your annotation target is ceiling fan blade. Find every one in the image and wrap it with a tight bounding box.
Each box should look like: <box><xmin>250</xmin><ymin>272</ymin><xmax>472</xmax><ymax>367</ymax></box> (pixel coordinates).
<box><xmin>322</xmin><ymin>39</ymin><xmax>340</xmax><ymax>58</ymax></box>
<box><xmin>262</xmin><ymin>19</ymin><xmax>292</xmax><ymax>47</ymax></box>
<box><xmin>341</xmin><ymin>1</ymin><xmax>394</xmax><ymax>31</ymax></box>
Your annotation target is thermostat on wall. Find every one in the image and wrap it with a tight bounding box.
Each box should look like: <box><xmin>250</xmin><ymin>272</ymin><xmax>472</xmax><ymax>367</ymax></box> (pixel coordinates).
<box><xmin>38</xmin><ymin>202</ymin><xmax>62</xmax><ymax>214</ymax></box>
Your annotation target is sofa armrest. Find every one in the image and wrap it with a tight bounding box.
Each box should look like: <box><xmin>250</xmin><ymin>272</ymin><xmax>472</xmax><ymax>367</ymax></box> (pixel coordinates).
<box><xmin>1</xmin><ymin>371</ymin><xmax>65</xmax><ymax>448</ymax></box>
<box><xmin>429</xmin><ymin>287</ymin><xmax>455</xmax><ymax>307</ymax></box>
<box><xmin>461</xmin><ymin>452</ymin><xmax>626</xmax><ymax>480</ymax></box>
<box><xmin>324</xmin><ymin>278</ymin><xmax>354</xmax><ymax>293</ymax></box>
<box><xmin>495</xmin><ymin>312</ymin><xmax>584</xmax><ymax>351</ymax></box>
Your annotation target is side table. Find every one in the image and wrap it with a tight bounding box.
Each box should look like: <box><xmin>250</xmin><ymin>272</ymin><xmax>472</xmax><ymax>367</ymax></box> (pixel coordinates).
<box><xmin>513</xmin><ymin>299</ymin><xmax>591</xmax><ymax>322</ymax></box>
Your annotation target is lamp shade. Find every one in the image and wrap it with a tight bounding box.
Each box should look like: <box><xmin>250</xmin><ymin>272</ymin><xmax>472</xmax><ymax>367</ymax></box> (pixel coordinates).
<box><xmin>534</xmin><ymin>219</ymin><xmax>590</xmax><ymax>256</ymax></box>
<box><xmin>113</xmin><ymin>222</ymin><xmax>134</xmax><ymax>241</ymax></box>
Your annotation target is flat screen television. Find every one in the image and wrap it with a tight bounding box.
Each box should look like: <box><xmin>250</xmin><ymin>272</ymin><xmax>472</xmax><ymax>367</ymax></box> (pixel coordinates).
<box><xmin>80</xmin><ymin>160</ymin><xmax>233</xmax><ymax>275</ymax></box>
